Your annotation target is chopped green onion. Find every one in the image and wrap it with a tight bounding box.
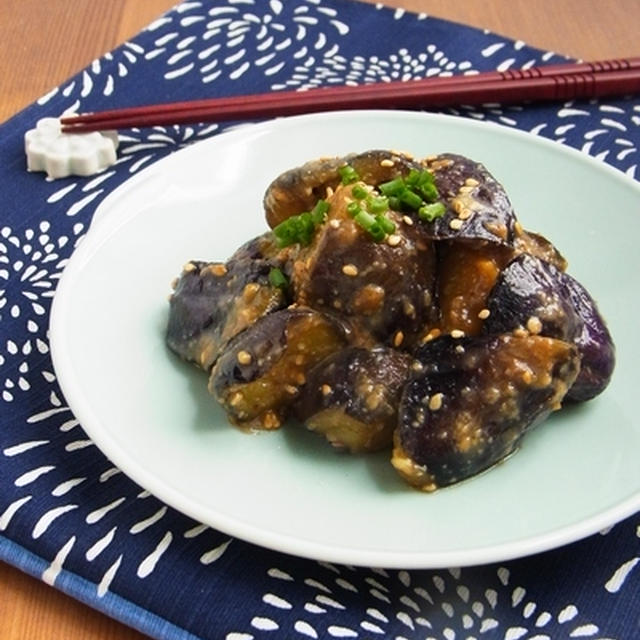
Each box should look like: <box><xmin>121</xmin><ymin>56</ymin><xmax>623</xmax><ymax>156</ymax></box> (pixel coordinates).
<box><xmin>418</xmin><ymin>202</ymin><xmax>446</xmax><ymax>222</ymax></box>
<box><xmin>379</xmin><ymin>177</ymin><xmax>405</xmax><ymax>197</ymax></box>
<box><xmin>354</xmin><ymin>210</ymin><xmax>385</xmax><ymax>241</ymax></box>
<box><xmin>376</xmin><ymin>214</ymin><xmax>396</xmax><ymax>235</ymax></box>
<box><xmin>273</xmin><ymin>199</ymin><xmax>329</xmax><ymax>247</ymax></box>
<box><xmin>399</xmin><ymin>189</ymin><xmax>423</xmax><ymax>210</ymax></box>
<box><xmin>388</xmin><ymin>196</ymin><xmax>401</xmax><ymax>211</ymax></box>
<box><xmin>366</xmin><ymin>195</ymin><xmax>389</xmax><ymax>215</ymax></box>
<box><xmin>268</xmin><ymin>267</ymin><xmax>288</xmax><ymax>289</ymax></box>
<box><xmin>351</xmin><ymin>184</ymin><xmax>368</xmax><ymax>200</ymax></box>
<box><xmin>347</xmin><ymin>201</ymin><xmax>362</xmax><ymax>217</ymax></box>
<box><xmin>405</xmin><ymin>168</ymin><xmax>434</xmax><ymax>187</ymax></box>
<box><xmin>418</xmin><ymin>182</ymin><xmax>439</xmax><ymax>202</ymax></box>
<box><xmin>368</xmin><ymin>224</ymin><xmax>386</xmax><ymax>242</ymax></box>
<box><xmin>354</xmin><ymin>209</ymin><xmax>376</xmax><ymax>228</ymax></box>
<box><xmin>338</xmin><ymin>164</ymin><xmax>360</xmax><ymax>185</ymax></box>
<box><xmin>310</xmin><ymin>199</ymin><xmax>330</xmax><ymax>224</ymax></box>
<box><xmin>405</xmin><ymin>170</ymin><xmax>439</xmax><ymax>202</ymax></box>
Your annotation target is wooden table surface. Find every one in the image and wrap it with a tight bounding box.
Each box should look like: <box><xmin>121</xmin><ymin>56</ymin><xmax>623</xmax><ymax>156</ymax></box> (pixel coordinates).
<box><xmin>1</xmin><ymin>1</ymin><xmax>638</xmax><ymax>638</ymax></box>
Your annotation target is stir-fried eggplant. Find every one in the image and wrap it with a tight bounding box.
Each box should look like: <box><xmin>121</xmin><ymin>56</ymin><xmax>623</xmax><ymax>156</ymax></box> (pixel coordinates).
<box><xmin>263</xmin><ymin>149</ymin><xmax>422</xmax><ymax>228</ymax></box>
<box><xmin>393</xmin><ymin>334</ymin><xmax>580</xmax><ymax>491</ymax></box>
<box><xmin>295</xmin><ymin>347</ymin><xmax>412</xmax><ymax>452</ymax></box>
<box><xmin>167</xmin><ymin>148</ymin><xmax>615</xmax><ymax>492</ymax></box>
<box><xmin>484</xmin><ymin>254</ymin><xmax>615</xmax><ymax>401</ymax></box>
<box><xmin>208</xmin><ymin>308</ymin><xmax>348</xmax><ymax>430</ymax></box>
<box><xmin>423</xmin><ymin>153</ymin><xmax>518</xmax><ymax>246</ymax></box>
<box><xmin>435</xmin><ymin>241</ymin><xmax>513</xmax><ymax>336</ymax></box>
<box><xmin>166</xmin><ymin>252</ymin><xmax>286</xmax><ymax>371</ymax></box>
<box><xmin>291</xmin><ymin>183</ymin><xmax>437</xmax><ymax>347</ymax></box>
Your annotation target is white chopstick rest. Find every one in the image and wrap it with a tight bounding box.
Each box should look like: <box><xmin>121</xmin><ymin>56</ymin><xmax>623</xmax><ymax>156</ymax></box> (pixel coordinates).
<box><xmin>25</xmin><ymin>117</ymin><xmax>119</xmax><ymax>179</ymax></box>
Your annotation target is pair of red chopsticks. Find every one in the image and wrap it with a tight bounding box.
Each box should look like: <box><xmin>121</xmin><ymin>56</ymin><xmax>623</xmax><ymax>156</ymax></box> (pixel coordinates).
<box><xmin>61</xmin><ymin>57</ymin><xmax>640</xmax><ymax>134</ymax></box>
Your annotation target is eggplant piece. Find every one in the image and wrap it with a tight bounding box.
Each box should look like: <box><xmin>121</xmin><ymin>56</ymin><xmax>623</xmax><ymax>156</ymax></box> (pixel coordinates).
<box><xmin>483</xmin><ymin>254</ymin><xmax>581</xmax><ymax>340</ymax></box>
<box><xmin>291</xmin><ymin>183</ymin><xmax>437</xmax><ymax>348</ymax></box>
<box><xmin>483</xmin><ymin>254</ymin><xmax>615</xmax><ymax>401</ymax></box>
<box><xmin>166</xmin><ymin>246</ymin><xmax>286</xmax><ymax>371</ymax></box>
<box><xmin>295</xmin><ymin>347</ymin><xmax>412</xmax><ymax>452</ymax></box>
<box><xmin>513</xmin><ymin>228</ymin><xmax>568</xmax><ymax>271</ymax></box>
<box><xmin>208</xmin><ymin>307</ymin><xmax>348</xmax><ymax>430</ymax></box>
<box><xmin>436</xmin><ymin>240</ymin><xmax>513</xmax><ymax>335</ymax></box>
<box><xmin>263</xmin><ymin>150</ymin><xmax>422</xmax><ymax>228</ymax></box>
<box><xmin>228</xmin><ymin>230</ymin><xmax>283</xmax><ymax>262</ymax></box>
<box><xmin>561</xmin><ymin>274</ymin><xmax>616</xmax><ymax>401</ymax></box>
<box><xmin>392</xmin><ymin>334</ymin><xmax>580</xmax><ymax>491</ymax></box>
<box><xmin>422</xmin><ymin>153</ymin><xmax>518</xmax><ymax>247</ymax></box>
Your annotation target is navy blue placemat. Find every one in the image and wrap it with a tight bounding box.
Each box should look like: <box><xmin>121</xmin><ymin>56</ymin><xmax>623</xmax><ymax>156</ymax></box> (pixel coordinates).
<box><xmin>1</xmin><ymin>1</ymin><xmax>638</xmax><ymax>639</ymax></box>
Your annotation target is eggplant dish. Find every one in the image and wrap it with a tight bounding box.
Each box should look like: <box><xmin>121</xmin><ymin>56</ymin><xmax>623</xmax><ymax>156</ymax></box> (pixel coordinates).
<box><xmin>166</xmin><ymin>150</ymin><xmax>615</xmax><ymax>491</ymax></box>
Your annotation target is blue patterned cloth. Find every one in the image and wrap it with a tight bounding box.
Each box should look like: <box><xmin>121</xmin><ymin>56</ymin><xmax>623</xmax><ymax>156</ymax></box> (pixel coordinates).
<box><xmin>1</xmin><ymin>1</ymin><xmax>639</xmax><ymax>639</ymax></box>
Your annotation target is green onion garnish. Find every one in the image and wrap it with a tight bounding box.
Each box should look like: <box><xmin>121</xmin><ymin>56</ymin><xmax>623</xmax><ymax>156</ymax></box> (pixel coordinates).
<box><xmin>354</xmin><ymin>210</ymin><xmax>385</xmax><ymax>241</ymax></box>
<box><xmin>268</xmin><ymin>267</ymin><xmax>288</xmax><ymax>289</ymax></box>
<box><xmin>351</xmin><ymin>184</ymin><xmax>368</xmax><ymax>200</ymax></box>
<box><xmin>378</xmin><ymin>169</ymin><xmax>443</xmax><ymax>219</ymax></box>
<box><xmin>310</xmin><ymin>199</ymin><xmax>330</xmax><ymax>224</ymax></box>
<box><xmin>399</xmin><ymin>189</ymin><xmax>423</xmax><ymax>210</ymax></box>
<box><xmin>273</xmin><ymin>199</ymin><xmax>330</xmax><ymax>247</ymax></box>
<box><xmin>376</xmin><ymin>214</ymin><xmax>396</xmax><ymax>235</ymax></box>
<box><xmin>338</xmin><ymin>164</ymin><xmax>360</xmax><ymax>185</ymax></box>
<box><xmin>347</xmin><ymin>201</ymin><xmax>362</xmax><ymax>217</ymax></box>
<box><xmin>366</xmin><ymin>195</ymin><xmax>389</xmax><ymax>215</ymax></box>
<box><xmin>379</xmin><ymin>177</ymin><xmax>406</xmax><ymax>197</ymax></box>
<box><xmin>418</xmin><ymin>202</ymin><xmax>446</xmax><ymax>222</ymax></box>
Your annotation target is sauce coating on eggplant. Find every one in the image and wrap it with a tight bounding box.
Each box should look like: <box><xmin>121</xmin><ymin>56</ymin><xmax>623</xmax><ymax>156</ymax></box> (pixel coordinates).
<box><xmin>167</xmin><ymin>149</ymin><xmax>615</xmax><ymax>491</ymax></box>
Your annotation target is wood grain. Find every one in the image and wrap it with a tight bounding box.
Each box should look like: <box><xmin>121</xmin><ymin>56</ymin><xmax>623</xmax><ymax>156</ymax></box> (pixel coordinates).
<box><xmin>1</xmin><ymin>0</ymin><xmax>639</xmax><ymax>638</ymax></box>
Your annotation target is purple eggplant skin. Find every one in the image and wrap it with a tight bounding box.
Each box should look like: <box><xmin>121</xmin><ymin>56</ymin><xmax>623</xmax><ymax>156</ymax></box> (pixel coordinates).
<box><xmin>559</xmin><ymin>270</ymin><xmax>616</xmax><ymax>402</ymax></box>
<box><xmin>483</xmin><ymin>253</ymin><xmax>615</xmax><ymax>402</ymax></box>
<box><xmin>166</xmin><ymin>248</ymin><xmax>286</xmax><ymax>372</ymax></box>
<box><xmin>208</xmin><ymin>307</ymin><xmax>349</xmax><ymax>431</ymax></box>
<box><xmin>392</xmin><ymin>334</ymin><xmax>580</xmax><ymax>491</ymax></box>
<box><xmin>483</xmin><ymin>254</ymin><xmax>582</xmax><ymax>340</ymax></box>
<box><xmin>421</xmin><ymin>153</ymin><xmax>518</xmax><ymax>247</ymax></box>
<box><xmin>294</xmin><ymin>347</ymin><xmax>413</xmax><ymax>452</ymax></box>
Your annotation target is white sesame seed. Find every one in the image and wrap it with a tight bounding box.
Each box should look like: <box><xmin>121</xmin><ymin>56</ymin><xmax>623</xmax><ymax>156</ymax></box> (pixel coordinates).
<box><xmin>229</xmin><ymin>392</ymin><xmax>243</xmax><ymax>407</ymax></box>
<box><xmin>526</xmin><ymin>316</ymin><xmax>543</xmax><ymax>334</ymax></box>
<box><xmin>237</xmin><ymin>350</ymin><xmax>252</xmax><ymax>365</ymax></box>
<box><xmin>380</xmin><ymin>158</ymin><xmax>395</xmax><ymax>167</ymax></box>
<box><xmin>387</xmin><ymin>234</ymin><xmax>402</xmax><ymax>246</ymax></box>
<box><xmin>402</xmin><ymin>215</ymin><xmax>414</xmax><ymax>226</ymax></box>
<box><xmin>321</xmin><ymin>384</ymin><xmax>332</xmax><ymax>396</ymax></box>
<box><xmin>478</xmin><ymin>308</ymin><xmax>491</xmax><ymax>320</ymax></box>
<box><xmin>465</xmin><ymin>177</ymin><xmax>479</xmax><ymax>187</ymax></box>
<box><xmin>449</xmin><ymin>218</ymin><xmax>464</xmax><ymax>230</ymax></box>
<box><xmin>329</xmin><ymin>219</ymin><xmax>341</xmax><ymax>229</ymax></box>
<box><xmin>450</xmin><ymin>329</ymin><xmax>465</xmax><ymax>339</ymax></box>
<box><xmin>452</xmin><ymin>200</ymin><xmax>465</xmax><ymax>214</ymax></box>
<box><xmin>342</xmin><ymin>264</ymin><xmax>359</xmax><ymax>276</ymax></box>
<box><xmin>210</xmin><ymin>263</ymin><xmax>227</xmax><ymax>277</ymax></box>
<box><xmin>393</xmin><ymin>331</ymin><xmax>404</xmax><ymax>347</ymax></box>
<box><xmin>428</xmin><ymin>393</ymin><xmax>444</xmax><ymax>411</ymax></box>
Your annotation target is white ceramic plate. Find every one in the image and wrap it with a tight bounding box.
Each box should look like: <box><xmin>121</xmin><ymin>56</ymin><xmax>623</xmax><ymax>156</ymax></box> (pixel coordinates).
<box><xmin>50</xmin><ymin>111</ymin><xmax>640</xmax><ymax>568</ymax></box>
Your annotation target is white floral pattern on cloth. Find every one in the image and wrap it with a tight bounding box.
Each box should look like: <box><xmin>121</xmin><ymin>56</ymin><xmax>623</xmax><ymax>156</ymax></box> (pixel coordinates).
<box><xmin>0</xmin><ymin>1</ymin><xmax>638</xmax><ymax>639</ymax></box>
